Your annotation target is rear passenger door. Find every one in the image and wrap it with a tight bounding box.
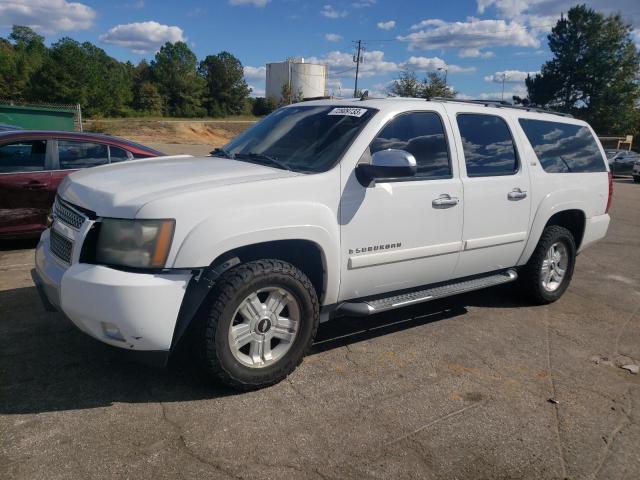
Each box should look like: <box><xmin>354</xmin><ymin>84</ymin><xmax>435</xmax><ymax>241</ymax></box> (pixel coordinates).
<box><xmin>446</xmin><ymin>109</ymin><xmax>531</xmax><ymax>277</ymax></box>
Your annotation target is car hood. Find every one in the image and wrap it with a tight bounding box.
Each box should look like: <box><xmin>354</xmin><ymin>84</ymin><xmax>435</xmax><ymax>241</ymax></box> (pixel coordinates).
<box><xmin>59</xmin><ymin>155</ymin><xmax>300</xmax><ymax>217</ymax></box>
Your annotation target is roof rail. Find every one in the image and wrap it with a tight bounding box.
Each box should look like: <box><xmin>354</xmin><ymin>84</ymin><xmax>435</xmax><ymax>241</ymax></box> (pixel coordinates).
<box><xmin>430</xmin><ymin>97</ymin><xmax>573</xmax><ymax>118</ymax></box>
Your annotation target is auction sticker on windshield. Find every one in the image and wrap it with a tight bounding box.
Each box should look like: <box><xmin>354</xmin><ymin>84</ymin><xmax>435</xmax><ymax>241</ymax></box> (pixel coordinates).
<box><xmin>328</xmin><ymin>107</ymin><xmax>369</xmax><ymax>117</ymax></box>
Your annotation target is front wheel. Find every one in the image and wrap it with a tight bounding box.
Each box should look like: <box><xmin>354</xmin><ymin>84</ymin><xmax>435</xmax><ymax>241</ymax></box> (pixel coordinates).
<box><xmin>197</xmin><ymin>259</ymin><xmax>319</xmax><ymax>390</ymax></box>
<box><xmin>633</xmin><ymin>176</ymin><xmax>640</xmax><ymax>184</ymax></box>
<box><xmin>519</xmin><ymin>225</ymin><xmax>576</xmax><ymax>304</ymax></box>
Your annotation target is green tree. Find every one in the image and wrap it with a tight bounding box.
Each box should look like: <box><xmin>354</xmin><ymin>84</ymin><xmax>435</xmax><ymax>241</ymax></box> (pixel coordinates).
<box><xmin>389</xmin><ymin>70</ymin><xmax>422</xmax><ymax>97</ymax></box>
<box><xmin>526</xmin><ymin>5</ymin><xmax>640</xmax><ymax>135</ymax></box>
<box><xmin>29</xmin><ymin>38</ymin><xmax>132</xmax><ymax>116</ymax></box>
<box><xmin>151</xmin><ymin>42</ymin><xmax>204</xmax><ymax>117</ymax></box>
<box><xmin>421</xmin><ymin>72</ymin><xmax>456</xmax><ymax>100</ymax></box>
<box><xmin>198</xmin><ymin>51</ymin><xmax>250</xmax><ymax>116</ymax></box>
<box><xmin>279</xmin><ymin>83</ymin><xmax>303</xmax><ymax>106</ymax></box>
<box><xmin>131</xmin><ymin>60</ymin><xmax>161</xmax><ymax>115</ymax></box>
<box><xmin>251</xmin><ymin>97</ymin><xmax>276</xmax><ymax>116</ymax></box>
<box><xmin>0</xmin><ymin>26</ymin><xmax>46</xmax><ymax>99</ymax></box>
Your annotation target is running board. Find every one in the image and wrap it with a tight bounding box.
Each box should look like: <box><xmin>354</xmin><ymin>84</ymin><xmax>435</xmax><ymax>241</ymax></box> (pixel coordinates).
<box><xmin>336</xmin><ymin>269</ymin><xmax>518</xmax><ymax>316</ymax></box>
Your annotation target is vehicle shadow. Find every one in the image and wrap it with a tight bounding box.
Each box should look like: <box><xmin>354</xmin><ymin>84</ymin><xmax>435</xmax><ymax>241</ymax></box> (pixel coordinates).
<box><xmin>0</xmin><ymin>283</ymin><xmax>524</xmax><ymax>415</ymax></box>
<box><xmin>0</xmin><ymin>238</ymin><xmax>39</xmax><ymax>251</ymax></box>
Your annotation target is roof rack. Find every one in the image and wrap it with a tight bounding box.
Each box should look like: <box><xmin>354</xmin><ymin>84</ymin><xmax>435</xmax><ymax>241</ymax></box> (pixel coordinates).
<box><xmin>430</xmin><ymin>97</ymin><xmax>573</xmax><ymax>118</ymax></box>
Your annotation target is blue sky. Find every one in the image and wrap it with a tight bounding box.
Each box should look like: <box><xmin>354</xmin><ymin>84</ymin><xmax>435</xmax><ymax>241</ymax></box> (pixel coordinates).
<box><xmin>1</xmin><ymin>0</ymin><xmax>639</xmax><ymax>100</ymax></box>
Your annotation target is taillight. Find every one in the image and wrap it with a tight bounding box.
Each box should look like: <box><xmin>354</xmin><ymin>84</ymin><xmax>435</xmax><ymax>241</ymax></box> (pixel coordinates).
<box><xmin>606</xmin><ymin>171</ymin><xmax>613</xmax><ymax>213</ymax></box>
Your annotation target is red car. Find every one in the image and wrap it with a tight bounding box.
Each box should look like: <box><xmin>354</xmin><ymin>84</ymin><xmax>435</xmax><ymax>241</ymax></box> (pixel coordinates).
<box><xmin>0</xmin><ymin>131</ymin><xmax>163</xmax><ymax>239</ymax></box>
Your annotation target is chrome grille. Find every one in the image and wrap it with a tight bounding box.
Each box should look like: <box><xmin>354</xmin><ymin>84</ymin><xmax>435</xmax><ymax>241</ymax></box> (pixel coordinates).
<box><xmin>54</xmin><ymin>198</ymin><xmax>85</xmax><ymax>230</ymax></box>
<box><xmin>50</xmin><ymin>229</ymin><xmax>73</xmax><ymax>264</ymax></box>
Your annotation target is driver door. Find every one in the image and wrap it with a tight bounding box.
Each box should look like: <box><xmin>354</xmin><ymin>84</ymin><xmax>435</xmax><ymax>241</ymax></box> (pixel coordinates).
<box><xmin>338</xmin><ymin>108</ymin><xmax>464</xmax><ymax>301</ymax></box>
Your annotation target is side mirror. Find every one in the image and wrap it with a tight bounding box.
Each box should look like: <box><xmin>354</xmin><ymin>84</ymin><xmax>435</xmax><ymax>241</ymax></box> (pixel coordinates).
<box><xmin>356</xmin><ymin>149</ymin><xmax>417</xmax><ymax>186</ymax></box>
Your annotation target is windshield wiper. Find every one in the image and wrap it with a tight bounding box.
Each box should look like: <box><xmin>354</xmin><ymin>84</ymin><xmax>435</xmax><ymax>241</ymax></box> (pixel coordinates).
<box><xmin>211</xmin><ymin>147</ymin><xmax>234</xmax><ymax>159</ymax></box>
<box><xmin>234</xmin><ymin>152</ymin><xmax>292</xmax><ymax>171</ymax></box>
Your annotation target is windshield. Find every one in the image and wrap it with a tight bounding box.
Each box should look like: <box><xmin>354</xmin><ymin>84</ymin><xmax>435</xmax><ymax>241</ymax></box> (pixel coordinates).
<box><xmin>220</xmin><ymin>105</ymin><xmax>377</xmax><ymax>173</ymax></box>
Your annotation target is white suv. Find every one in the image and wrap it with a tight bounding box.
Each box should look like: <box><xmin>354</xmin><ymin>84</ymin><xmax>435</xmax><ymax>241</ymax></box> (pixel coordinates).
<box><xmin>33</xmin><ymin>98</ymin><xmax>612</xmax><ymax>389</ymax></box>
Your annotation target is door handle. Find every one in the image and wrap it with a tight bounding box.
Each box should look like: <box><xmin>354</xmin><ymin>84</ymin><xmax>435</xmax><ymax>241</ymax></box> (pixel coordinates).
<box><xmin>19</xmin><ymin>182</ymin><xmax>47</xmax><ymax>190</ymax></box>
<box><xmin>432</xmin><ymin>194</ymin><xmax>459</xmax><ymax>208</ymax></box>
<box><xmin>507</xmin><ymin>188</ymin><xmax>527</xmax><ymax>200</ymax></box>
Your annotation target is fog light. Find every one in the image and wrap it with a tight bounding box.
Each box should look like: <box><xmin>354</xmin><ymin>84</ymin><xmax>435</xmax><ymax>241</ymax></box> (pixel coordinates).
<box><xmin>101</xmin><ymin>322</ymin><xmax>126</xmax><ymax>342</ymax></box>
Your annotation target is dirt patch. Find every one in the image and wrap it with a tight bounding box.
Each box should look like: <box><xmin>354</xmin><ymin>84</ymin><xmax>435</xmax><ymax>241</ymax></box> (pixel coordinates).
<box><xmin>85</xmin><ymin>119</ymin><xmax>255</xmax><ymax>150</ymax></box>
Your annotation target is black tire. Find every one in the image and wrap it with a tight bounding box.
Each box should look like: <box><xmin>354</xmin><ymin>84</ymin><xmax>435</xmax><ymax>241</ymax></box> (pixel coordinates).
<box><xmin>197</xmin><ymin>259</ymin><xmax>319</xmax><ymax>390</ymax></box>
<box><xmin>633</xmin><ymin>176</ymin><xmax>640</xmax><ymax>184</ymax></box>
<box><xmin>519</xmin><ymin>225</ymin><xmax>576</xmax><ymax>305</ymax></box>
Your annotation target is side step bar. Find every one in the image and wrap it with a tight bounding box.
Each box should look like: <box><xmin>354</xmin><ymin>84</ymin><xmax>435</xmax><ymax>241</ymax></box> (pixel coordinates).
<box><xmin>335</xmin><ymin>269</ymin><xmax>518</xmax><ymax>316</ymax></box>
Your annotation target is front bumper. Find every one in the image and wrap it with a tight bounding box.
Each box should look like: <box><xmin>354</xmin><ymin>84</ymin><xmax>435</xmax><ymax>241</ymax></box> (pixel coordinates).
<box><xmin>34</xmin><ymin>229</ymin><xmax>192</xmax><ymax>352</ymax></box>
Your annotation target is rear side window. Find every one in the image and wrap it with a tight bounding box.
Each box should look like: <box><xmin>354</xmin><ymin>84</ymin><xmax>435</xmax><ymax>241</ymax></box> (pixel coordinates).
<box><xmin>109</xmin><ymin>146</ymin><xmax>131</xmax><ymax>163</ymax></box>
<box><xmin>0</xmin><ymin>140</ymin><xmax>46</xmax><ymax>173</ymax></box>
<box><xmin>370</xmin><ymin>111</ymin><xmax>451</xmax><ymax>179</ymax></box>
<box><xmin>457</xmin><ymin>114</ymin><xmax>518</xmax><ymax>177</ymax></box>
<box><xmin>518</xmin><ymin>119</ymin><xmax>606</xmax><ymax>173</ymax></box>
<box><xmin>58</xmin><ymin>140</ymin><xmax>109</xmax><ymax>170</ymax></box>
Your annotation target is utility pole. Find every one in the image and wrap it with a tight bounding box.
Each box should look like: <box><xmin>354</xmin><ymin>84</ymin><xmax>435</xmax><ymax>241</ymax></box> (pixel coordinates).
<box><xmin>501</xmin><ymin>72</ymin><xmax>507</xmax><ymax>101</ymax></box>
<box><xmin>353</xmin><ymin>40</ymin><xmax>363</xmax><ymax>98</ymax></box>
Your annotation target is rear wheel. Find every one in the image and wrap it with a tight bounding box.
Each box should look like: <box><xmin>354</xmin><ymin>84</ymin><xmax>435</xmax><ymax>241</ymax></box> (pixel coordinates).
<box><xmin>197</xmin><ymin>259</ymin><xmax>319</xmax><ymax>390</ymax></box>
<box><xmin>519</xmin><ymin>225</ymin><xmax>576</xmax><ymax>304</ymax></box>
<box><xmin>633</xmin><ymin>176</ymin><xmax>640</xmax><ymax>183</ymax></box>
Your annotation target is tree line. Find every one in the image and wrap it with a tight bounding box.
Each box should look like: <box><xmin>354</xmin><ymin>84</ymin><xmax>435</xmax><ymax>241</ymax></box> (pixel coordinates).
<box><xmin>0</xmin><ymin>25</ymin><xmax>253</xmax><ymax>118</ymax></box>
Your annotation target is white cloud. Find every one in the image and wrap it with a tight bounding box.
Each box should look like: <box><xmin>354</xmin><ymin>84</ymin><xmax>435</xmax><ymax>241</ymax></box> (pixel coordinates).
<box><xmin>244</xmin><ymin>65</ymin><xmax>266</xmax><ymax>80</ymax></box>
<box><xmin>324</xmin><ymin>33</ymin><xmax>343</xmax><ymax>42</ymax></box>
<box><xmin>122</xmin><ymin>0</ymin><xmax>144</xmax><ymax>8</ymax></box>
<box><xmin>321</xmin><ymin>5</ymin><xmax>348</xmax><ymax>19</ymax></box>
<box><xmin>402</xmin><ymin>56</ymin><xmax>475</xmax><ymax>73</ymax></box>
<box><xmin>484</xmin><ymin>70</ymin><xmax>538</xmax><ymax>83</ymax></box>
<box><xmin>307</xmin><ymin>50</ymin><xmax>398</xmax><ymax>78</ymax></box>
<box><xmin>352</xmin><ymin>0</ymin><xmax>376</xmax><ymax>7</ymax></box>
<box><xmin>99</xmin><ymin>21</ymin><xmax>185</xmax><ymax>54</ymax></box>
<box><xmin>477</xmin><ymin>0</ymin><xmax>640</xmax><ymax>32</ymax></box>
<box><xmin>229</xmin><ymin>0</ymin><xmax>270</xmax><ymax>7</ymax></box>
<box><xmin>0</xmin><ymin>0</ymin><xmax>96</xmax><ymax>34</ymax></box>
<box><xmin>377</xmin><ymin>20</ymin><xmax>396</xmax><ymax>31</ymax></box>
<box><xmin>399</xmin><ymin>18</ymin><xmax>539</xmax><ymax>56</ymax></box>
<box><xmin>248</xmin><ymin>85</ymin><xmax>266</xmax><ymax>97</ymax></box>
<box><xmin>459</xmin><ymin>48</ymin><xmax>494</xmax><ymax>58</ymax></box>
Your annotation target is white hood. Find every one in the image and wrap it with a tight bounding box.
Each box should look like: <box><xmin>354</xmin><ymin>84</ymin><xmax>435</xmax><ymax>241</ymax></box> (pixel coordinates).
<box><xmin>59</xmin><ymin>155</ymin><xmax>299</xmax><ymax>218</ymax></box>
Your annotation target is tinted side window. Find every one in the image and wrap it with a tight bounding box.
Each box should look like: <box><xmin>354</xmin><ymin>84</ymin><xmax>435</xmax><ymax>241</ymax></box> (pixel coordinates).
<box><xmin>109</xmin><ymin>146</ymin><xmax>131</xmax><ymax>163</ymax></box>
<box><xmin>0</xmin><ymin>140</ymin><xmax>47</xmax><ymax>173</ymax></box>
<box><xmin>58</xmin><ymin>140</ymin><xmax>109</xmax><ymax>169</ymax></box>
<box><xmin>519</xmin><ymin>119</ymin><xmax>606</xmax><ymax>173</ymax></box>
<box><xmin>457</xmin><ymin>114</ymin><xmax>518</xmax><ymax>177</ymax></box>
<box><xmin>371</xmin><ymin>112</ymin><xmax>451</xmax><ymax>179</ymax></box>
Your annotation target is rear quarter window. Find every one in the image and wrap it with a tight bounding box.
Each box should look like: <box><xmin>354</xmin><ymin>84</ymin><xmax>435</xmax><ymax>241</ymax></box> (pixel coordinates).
<box><xmin>518</xmin><ymin>119</ymin><xmax>606</xmax><ymax>173</ymax></box>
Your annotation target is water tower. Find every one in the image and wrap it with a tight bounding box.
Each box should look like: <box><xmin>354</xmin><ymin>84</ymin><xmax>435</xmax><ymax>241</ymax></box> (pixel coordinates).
<box><xmin>266</xmin><ymin>58</ymin><xmax>328</xmax><ymax>103</ymax></box>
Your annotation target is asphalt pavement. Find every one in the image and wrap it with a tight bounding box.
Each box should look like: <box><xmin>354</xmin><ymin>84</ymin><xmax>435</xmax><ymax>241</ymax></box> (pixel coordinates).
<box><xmin>1</xmin><ymin>179</ymin><xmax>638</xmax><ymax>479</ymax></box>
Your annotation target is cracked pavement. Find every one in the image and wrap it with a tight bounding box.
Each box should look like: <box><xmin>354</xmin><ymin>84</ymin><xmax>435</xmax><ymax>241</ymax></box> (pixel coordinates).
<box><xmin>1</xmin><ymin>179</ymin><xmax>639</xmax><ymax>479</ymax></box>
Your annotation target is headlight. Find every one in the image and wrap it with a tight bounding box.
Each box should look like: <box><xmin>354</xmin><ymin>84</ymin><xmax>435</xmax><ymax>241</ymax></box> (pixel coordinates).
<box><xmin>96</xmin><ymin>218</ymin><xmax>175</xmax><ymax>269</ymax></box>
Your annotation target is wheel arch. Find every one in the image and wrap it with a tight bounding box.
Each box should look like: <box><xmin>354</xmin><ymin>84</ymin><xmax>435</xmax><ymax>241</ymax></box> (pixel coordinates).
<box><xmin>518</xmin><ymin>199</ymin><xmax>588</xmax><ymax>266</ymax></box>
<box><xmin>210</xmin><ymin>239</ymin><xmax>328</xmax><ymax>304</ymax></box>
<box><xmin>169</xmin><ymin>238</ymin><xmax>330</xmax><ymax>353</ymax></box>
